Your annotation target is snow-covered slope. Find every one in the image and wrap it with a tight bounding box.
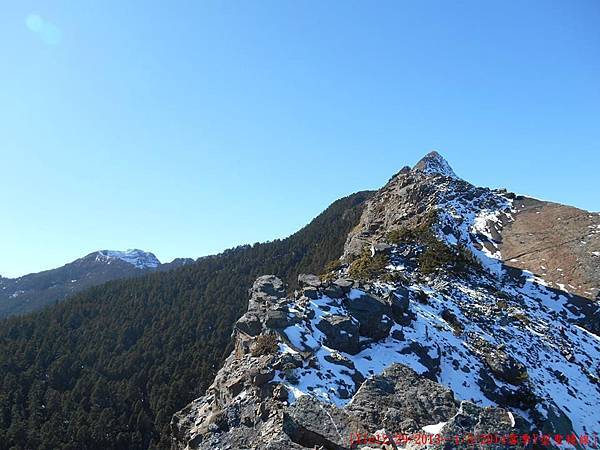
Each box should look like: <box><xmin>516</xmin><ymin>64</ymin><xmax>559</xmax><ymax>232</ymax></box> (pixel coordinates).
<box><xmin>275</xmin><ymin>257</ymin><xmax>600</xmax><ymax>438</ymax></box>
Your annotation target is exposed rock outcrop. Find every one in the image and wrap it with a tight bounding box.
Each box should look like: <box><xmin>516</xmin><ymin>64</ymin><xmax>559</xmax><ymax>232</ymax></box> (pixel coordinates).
<box><xmin>172</xmin><ymin>276</ymin><xmax>528</xmax><ymax>449</ymax></box>
<box><xmin>346</xmin><ymin>364</ymin><xmax>458</xmax><ymax>433</ymax></box>
<box><xmin>171</xmin><ymin>271</ymin><xmax>523</xmax><ymax>449</ymax></box>
<box><xmin>316</xmin><ymin>315</ymin><xmax>360</xmax><ymax>355</ymax></box>
<box><xmin>406</xmin><ymin>401</ymin><xmax>520</xmax><ymax>450</ymax></box>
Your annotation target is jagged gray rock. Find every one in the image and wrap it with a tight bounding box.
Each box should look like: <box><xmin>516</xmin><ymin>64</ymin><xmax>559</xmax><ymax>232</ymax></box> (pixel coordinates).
<box><xmin>298</xmin><ymin>273</ymin><xmax>322</xmax><ymax>288</ymax></box>
<box><xmin>387</xmin><ymin>289</ymin><xmax>410</xmax><ymax>323</ymax></box>
<box><xmin>172</xmin><ymin>273</ymin><xmax>527</xmax><ymax>450</ymax></box>
<box><xmin>406</xmin><ymin>401</ymin><xmax>524</xmax><ymax>450</ymax></box>
<box><xmin>412</xmin><ymin>151</ymin><xmax>459</xmax><ymax>179</ymax></box>
<box><xmin>483</xmin><ymin>349</ymin><xmax>528</xmax><ymax>385</ymax></box>
<box><xmin>283</xmin><ymin>396</ymin><xmax>363</xmax><ymax>450</ymax></box>
<box><xmin>347</xmin><ymin>364</ymin><xmax>457</xmax><ymax>433</ymax></box>
<box><xmin>316</xmin><ymin>315</ymin><xmax>360</xmax><ymax>355</ymax></box>
<box><xmin>324</xmin><ymin>283</ymin><xmax>346</xmax><ymax>299</ymax></box>
<box><xmin>343</xmin><ymin>292</ymin><xmax>393</xmax><ymax>340</ymax></box>
<box><xmin>333</xmin><ymin>278</ymin><xmax>353</xmax><ymax>294</ymax></box>
<box><xmin>252</xmin><ymin>275</ymin><xmax>287</xmax><ymax>300</ymax></box>
<box><xmin>236</xmin><ymin>312</ymin><xmax>262</xmax><ymax>336</ymax></box>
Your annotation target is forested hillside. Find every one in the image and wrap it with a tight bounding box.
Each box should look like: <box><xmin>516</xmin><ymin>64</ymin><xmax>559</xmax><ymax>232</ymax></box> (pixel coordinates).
<box><xmin>0</xmin><ymin>191</ymin><xmax>371</xmax><ymax>450</ymax></box>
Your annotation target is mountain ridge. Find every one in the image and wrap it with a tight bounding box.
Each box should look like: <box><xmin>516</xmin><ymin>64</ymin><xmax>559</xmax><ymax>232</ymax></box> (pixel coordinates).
<box><xmin>172</xmin><ymin>152</ymin><xmax>600</xmax><ymax>450</ymax></box>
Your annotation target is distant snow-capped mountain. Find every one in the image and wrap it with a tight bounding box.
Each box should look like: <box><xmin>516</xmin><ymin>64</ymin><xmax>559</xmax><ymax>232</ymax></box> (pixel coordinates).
<box><xmin>94</xmin><ymin>249</ymin><xmax>161</xmax><ymax>269</ymax></box>
<box><xmin>0</xmin><ymin>250</ymin><xmax>194</xmax><ymax>318</ymax></box>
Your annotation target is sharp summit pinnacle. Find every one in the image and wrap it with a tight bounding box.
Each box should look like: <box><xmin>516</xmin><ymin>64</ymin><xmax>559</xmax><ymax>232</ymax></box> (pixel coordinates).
<box><xmin>412</xmin><ymin>150</ymin><xmax>459</xmax><ymax>179</ymax></box>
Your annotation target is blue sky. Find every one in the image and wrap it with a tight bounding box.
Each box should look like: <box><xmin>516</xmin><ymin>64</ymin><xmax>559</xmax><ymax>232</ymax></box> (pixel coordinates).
<box><xmin>1</xmin><ymin>1</ymin><xmax>599</xmax><ymax>277</ymax></box>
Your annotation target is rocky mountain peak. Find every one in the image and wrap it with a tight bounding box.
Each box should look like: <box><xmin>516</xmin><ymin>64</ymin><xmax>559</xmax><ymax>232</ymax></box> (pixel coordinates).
<box><xmin>412</xmin><ymin>150</ymin><xmax>459</xmax><ymax>179</ymax></box>
<box><xmin>93</xmin><ymin>249</ymin><xmax>160</xmax><ymax>269</ymax></box>
<box><xmin>343</xmin><ymin>153</ymin><xmax>487</xmax><ymax>260</ymax></box>
<box><xmin>345</xmin><ymin>149</ymin><xmax>600</xmax><ymax>299</ymax></box>
<box><xmin>170</xmin><ymin>153</ymin><xmax>600</xmax><ymax>449</ymax></box>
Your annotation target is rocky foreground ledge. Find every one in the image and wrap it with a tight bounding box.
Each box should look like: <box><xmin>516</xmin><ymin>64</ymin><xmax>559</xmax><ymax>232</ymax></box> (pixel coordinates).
<box><xmin>171</xmin><ymin>275</ymin><xmax>524</xmax><ymax>450</ymax></box>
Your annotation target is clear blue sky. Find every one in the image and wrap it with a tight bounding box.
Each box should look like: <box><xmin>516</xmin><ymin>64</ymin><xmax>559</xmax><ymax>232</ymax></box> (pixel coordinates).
<box><xmin>1</xmin><ymin>1</ymin><xmax>599</xmax><ymax>278</ymax></box>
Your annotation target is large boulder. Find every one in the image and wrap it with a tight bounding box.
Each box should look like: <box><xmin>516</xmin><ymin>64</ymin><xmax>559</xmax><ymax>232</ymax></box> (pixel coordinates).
<box><xmin>265</xmin><ymin>310</ymin><xmax>291</xmax><ymax>329</ymax></box>
<box><xmin>283</xmin><ymin>396</ymin><xmax>364</xmax><ymax>450</ymax></box>
<box><xmin>347</xmin><ymin>364</ymin><xmax>458</xmax><ymax>433</ymax></box>
<box><xmin>387</xmin><ymin>288</ymin><xmax>411</xmax><ymax>323</ymax></box>
<box><xmin>298</xmin><ymin>273</ymin><xmax>322</xmax><ymax>288</ymax></box>
<box><xmin>441</xmin><ymin>307</ymin><xmax>464</xmax><ymax>335</ymax></box>
<box><xmin>343</xmin><ymin>291</ymin><xmax>393</xmax><ymax>340</ymax></box>
<box><xmin>406</xmin><ymin>401</ymin><xmax>525</xmax><ymax>450</ymax></box>
<box><xmin>315</xmin><ymin>315</ymin><xmax>360</xmax><ymax>355</ymax></box>
<box><xmin>484</xmin><ymin>350</ymin><xmax>528</xmax><ymax>385</ymax></box>
<box><xmin>323</xmin><ymin>283</ymin><xmax>345</xmax><ymax>299</ymax></box>
<box><xmin>251</xmin><ymin>275</ymin><xmax>286</xmax><ymax>301</ymax></box>
<box><xmin>333</xmin><ymin>278</ymin><xmax>353</xmax><ymax>294</ymax></box>
<box><xmin>477</xmin><ymin>368</ymin><xmax>535</xmax><ymax>411</ymax></box>
<box><xmin>302</xmin><ymin>287</ymin><xmax>320</xmax><ymax>300</ymax></box>
<box><xmin>235</xmin><ymin>313</ymin><xmax>262</xmax><ymax>336</ymax></box>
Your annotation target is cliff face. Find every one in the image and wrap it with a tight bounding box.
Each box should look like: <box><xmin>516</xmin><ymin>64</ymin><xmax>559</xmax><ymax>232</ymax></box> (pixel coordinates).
<box><xmin>172</xmin><ymin>153</ymin><xmax>600</xmax><ymax>450</ymax></box>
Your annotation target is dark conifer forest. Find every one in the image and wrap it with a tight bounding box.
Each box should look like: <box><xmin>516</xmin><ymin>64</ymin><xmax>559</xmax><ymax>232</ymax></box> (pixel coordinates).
<box><xmin>0</xmin><ymin>191</ymin><xmax>372</xmax><ymax>450</ymax></box>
